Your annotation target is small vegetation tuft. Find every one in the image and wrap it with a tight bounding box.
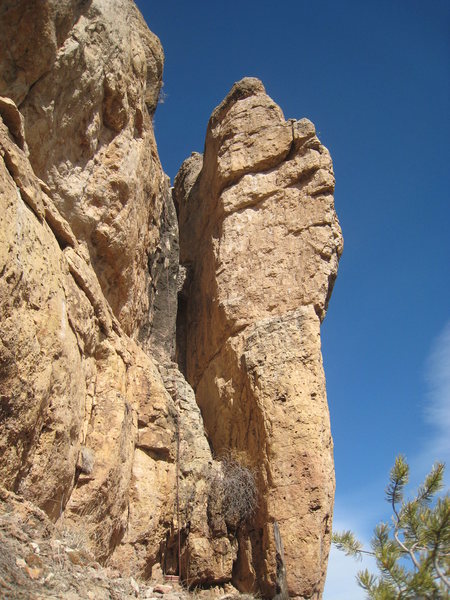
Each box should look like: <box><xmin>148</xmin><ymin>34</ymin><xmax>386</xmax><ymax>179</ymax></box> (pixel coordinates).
<box><xmin>206</xmin><ymin>453</ymin><xmax>258</xmax><ymax>529</ymax></box>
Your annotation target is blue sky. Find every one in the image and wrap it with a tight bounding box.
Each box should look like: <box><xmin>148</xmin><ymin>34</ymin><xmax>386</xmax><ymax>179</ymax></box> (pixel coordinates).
<box><xmin>135</xmin><ymin>1</ymin><xmax>450</xmax><ymax>597</ymax></box>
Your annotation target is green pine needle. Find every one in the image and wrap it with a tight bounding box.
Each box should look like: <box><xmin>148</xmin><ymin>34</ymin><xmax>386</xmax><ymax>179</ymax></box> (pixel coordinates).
<box><xmin>332</xmin><ymin>455</ymin><xmax>450</xmax><ymax>598</ymax></box>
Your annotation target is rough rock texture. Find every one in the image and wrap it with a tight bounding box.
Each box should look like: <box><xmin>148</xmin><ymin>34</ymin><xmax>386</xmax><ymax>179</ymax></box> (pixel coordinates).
<box><xmin>0</xmin><ymin>486</ymin><xmax>241</xmax><ymax>600</ymax></box>
<box><xmin>0</xmin><ymin>487</ymin><xmax>153</xmax><ymax>600</ymax></box>
<box><xmin>0</xmin><ymin>0</ymin><xmax>169</xmax><ymax>344</ymax></box>
<box><xmin>0</xmin><ymin>84</ymin><xmax>230</xmax><ymax>586</ymax></box>
<box><xmin>174</xmin><ymin>78</ymin><xmax>343</xmax><ymax>599</ymax></box>
<box><xmin>0</xmin><ymin>0</ymin><xmax>223</xmax><ymax>587</ymax></box>
<box><xmin>0</xmin><ymin>3</ymin><xmax>342</xmax><ymax>598</ymax></box>
<box><xmin>0</xmin><ymin>94</ymin><xmax>164</xmax><ymax>563</ymax></box>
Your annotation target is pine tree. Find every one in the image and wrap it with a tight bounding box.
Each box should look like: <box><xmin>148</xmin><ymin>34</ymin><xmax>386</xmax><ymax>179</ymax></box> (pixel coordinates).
<box><xmin>332</xmin><ymin>456</ymin><xmax>450</xmax><ymax>599</ymax></box>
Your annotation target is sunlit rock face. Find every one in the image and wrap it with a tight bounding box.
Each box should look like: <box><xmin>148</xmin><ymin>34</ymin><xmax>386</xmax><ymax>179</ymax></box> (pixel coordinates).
<box><xmin>0</xmin><ymin>0</ymin><xmax>221</xmax><ymax>584</ymax></box>
<box><xmin>0</xmin><ymin>0</ymin><xmax>169</xmax><ymax>345</ymax></box>
<box><xmin>0</xmin><ymin>2</ymin><xmax>342</xmax><ymax>598</ymax></box>
<box><xmin>0</xmin><ymin>90</ymin><xmax>169</xmax><ymax>561</ymax></box>
<box><xmin>175</xmin><ymin>77</ymin><xmax>343</xmax><ymax>599</ymax></box>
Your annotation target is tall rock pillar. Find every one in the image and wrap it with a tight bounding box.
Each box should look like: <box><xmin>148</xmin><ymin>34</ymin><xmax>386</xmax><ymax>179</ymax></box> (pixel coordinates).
<box><xmin>174</xmin><ymin>78</ymin><xmax>343</xmax><ymax>599</ymax></box>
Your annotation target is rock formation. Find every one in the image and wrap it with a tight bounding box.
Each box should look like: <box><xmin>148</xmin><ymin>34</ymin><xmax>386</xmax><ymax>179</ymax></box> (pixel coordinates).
<box><xmin>0</xmin><ymin>0</ymin><xmax>217</xmax><ymax>585</ymax></box>
<box><xmin>0</xmin><ymin>0</ymin><xmax>169</xmax><ymax>345</ymax></box>
<box><xmin>0</xmin><ymin>2</ymin><xmax>342</xmax><ymax>599</ymax></box>
<box><xmin>174</xmin><ymin>78</ymin><xmax>342</xmax><ymax>598</ymax></box>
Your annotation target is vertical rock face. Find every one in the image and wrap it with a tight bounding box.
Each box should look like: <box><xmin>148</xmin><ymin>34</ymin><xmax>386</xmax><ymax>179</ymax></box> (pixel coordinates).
<box><xmin>0</xmin><ymin>0</ymin><xmax>239</xmax><ymax>588</ymax></box>
<box><xmin>0</xmin><ymin>3</ymin><xmax>342</xmax><ymax>598</ymax></box>
<box><xmin>175</xmin><ymin>78</ymin><xmax>343</xmax><ymax>599</ymax></box>
<box><xmin>0</xmin><ymin>0</ymin><xmax>169</xmax><ymax>343</ymax></box>
<box><xmin>0</xmin><ymin>0</ymin><xmax>217</xmax><ymax>584</ymax></box>
<box><xmin>0</xmin><ymin>87</ymin><xmax>191</xmax><ymax>571</ymax></box>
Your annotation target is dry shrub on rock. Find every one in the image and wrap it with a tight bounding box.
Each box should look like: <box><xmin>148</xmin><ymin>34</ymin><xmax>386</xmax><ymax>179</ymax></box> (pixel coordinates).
<box><xmin>206</xmin><ymin>454</ymin><xmax>258</xmax><ymax>530</ymax></box>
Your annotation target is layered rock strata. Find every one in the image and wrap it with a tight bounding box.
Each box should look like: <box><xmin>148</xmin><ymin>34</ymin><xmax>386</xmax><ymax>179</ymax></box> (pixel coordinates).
<box><xmin>174</xmin><ymin>78</ymin><xmax>343</xmax><ymax>599</ymax></box>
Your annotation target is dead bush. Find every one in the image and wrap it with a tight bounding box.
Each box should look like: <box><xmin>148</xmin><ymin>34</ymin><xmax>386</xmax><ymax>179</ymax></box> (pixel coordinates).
<box><xmin>206</xmin><ymin>454</ymin><xmax>258</xmax><ymax>530</ymax></box>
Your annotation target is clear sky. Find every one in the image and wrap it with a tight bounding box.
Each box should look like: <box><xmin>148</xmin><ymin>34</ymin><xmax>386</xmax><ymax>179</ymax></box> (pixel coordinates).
<box><xmin>135</xmin><ymin>1</ymin><xmax>450</xmax><ymax>597</ymax></box>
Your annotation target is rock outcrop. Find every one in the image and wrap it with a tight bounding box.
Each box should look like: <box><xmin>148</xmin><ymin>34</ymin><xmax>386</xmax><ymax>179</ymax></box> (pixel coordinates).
<box><xmin>174</xmin><ymin>78</ymin><xmax>342</xmax><ymax>599</ymax></box>
<box><xmin>0</xmin><ymin>0</ymin><xmax>219</xmax><ymax>586</ymax></box>
<box><xmin>0</xmin><ymin>2</ymin><xmax>342</xmax><ymax>599</ymax></box>
<box><xmin>0</xmin><ymin>90</ymin><xmax>174</xmax><ymax>569</ymax></box>
<box><xmin>0</xmin><ymin>0</ymin><xmax>169</xmax><ymax>345</ymax></box>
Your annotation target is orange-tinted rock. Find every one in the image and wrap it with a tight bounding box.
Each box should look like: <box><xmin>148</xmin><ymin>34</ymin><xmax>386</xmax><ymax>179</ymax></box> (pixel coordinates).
<box><xmin>0</xmin><ymin>102</ymin><xmax>175</xmax><ymax>564</ymax></box>
<box><xmin>175</xmin><ymin>78</ymin><xmax>343</xmax><ymax>599</ymax></box>
<box><xmin>0</xmin><ymin>3</ymin><xmax>342</xmax><ymax>596</ymax></box>
<box><xmin>1</xmin><ymin>0</ymin><xmax>168</xmax><ymax>344</ymax></box>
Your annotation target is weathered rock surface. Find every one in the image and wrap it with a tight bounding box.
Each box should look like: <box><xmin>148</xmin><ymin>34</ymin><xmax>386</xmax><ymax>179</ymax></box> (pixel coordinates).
<box><xmin>0</xmin><ymin>487</ymin><xmax>152</xmax><ymax>600</ymax></box>
<box><xmin>175</xmin><ymin>78</ymin><xmax>343</xmax><ymax>599</ymax></box>
<box><xmin>0</xmin><ymin>486</ymin><xmax>242</xmax><ymax>600</ymax></box>
<box><xmin>0</xmin><ymin>0</ymin><xmax>170</xmax><ymax>344</ymax></box>
<box><xmin>0</xmin><ymin>3</ymin><xmax>342</xmax><ymax>599</ymax></box>
<box><xmin>0</xmin><ymin>0</ymin><xmax>221</xmax><ymax>587</ymax></box>
<box><xmin>0</xmin><ymin>84</ymin><xmax>231</xmax><ymax>587</ymax></box>
<box><xmin>0</xmin><ymin>94</ymin><xmax>168</xmax><ymax>566</ymax></box>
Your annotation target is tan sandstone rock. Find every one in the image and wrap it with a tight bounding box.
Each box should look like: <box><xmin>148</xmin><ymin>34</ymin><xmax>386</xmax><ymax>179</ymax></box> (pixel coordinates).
<box><xmin>175</xmin><ymin>78</ymin><xmax>343</xmax><ymax>599</ymax></box>
<box><xmin>0</xmin><ymin>95</ymin><xmax>223</xmax><ymax>586</ymax></box>
<box><xmin>0</xmin><ymin>3</ymin><xmax>231</xmax><ymax>587</ymax></box>
<box><xmin>0</xmin><ymin>0</ymin><xmax>170</xmax><ymax>345</ymax></box>
<box><xmin>0</xmin><ymin>100</ymin><xmax>170</xmax><ymax>565</ymax></box>
<box><xmin>0</xmin><ymin>3</ymin><xmax>342</xmax><ymax>597</ymax></box>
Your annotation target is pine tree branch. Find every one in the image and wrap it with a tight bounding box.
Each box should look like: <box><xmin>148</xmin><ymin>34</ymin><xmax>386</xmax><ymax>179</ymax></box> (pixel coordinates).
<box><xmin>434</xmin><ymin>556</ymin><xmax>450</xmax><ymax>589</ymax></box>
<box><xmin>389</xmin><ymin>461</ymin><xmax>421</xmax><ymax>572</ymax></box>
<box><xmin>391</xmin><ymin>481</ymin><xmax>400</xmax><ymax>521</ymax></box>
<box><xmin>393</xmin><ymin>527</ymin><xmax>421</xmax><ymax>570</ymax></box>
<box><xmin>416</xmin><ymin>463</ymin><xmax>445</xmax><ymax>505</ymax></box>
<box><xmin>336</xmin><ymin>457</ymin><xmax>448</xmax><ymax>598</ymax></box>
<box><xmin>332</xmin><ymin>530</ymin><xmax>369</xmax><ymax>559</ymax></box>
